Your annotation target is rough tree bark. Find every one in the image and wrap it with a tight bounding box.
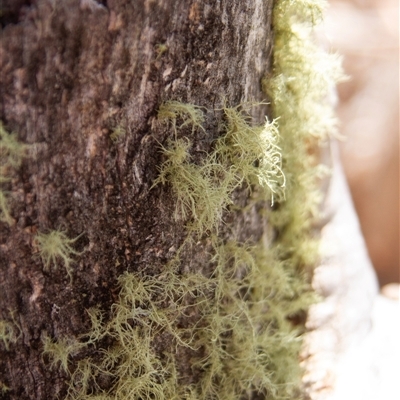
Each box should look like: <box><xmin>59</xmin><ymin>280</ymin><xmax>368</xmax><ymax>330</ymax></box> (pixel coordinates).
<box><xmin>0</xmin><ymin>0</ymin><xmax>278</xmax><ymax>399</ymax></box>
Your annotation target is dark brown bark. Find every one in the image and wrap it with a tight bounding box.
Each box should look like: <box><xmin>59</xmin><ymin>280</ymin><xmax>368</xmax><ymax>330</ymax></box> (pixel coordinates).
<box><xmin>0</xmin><ymin>1</ymin><xmax>273</xmax><ymax>398</ymax></box>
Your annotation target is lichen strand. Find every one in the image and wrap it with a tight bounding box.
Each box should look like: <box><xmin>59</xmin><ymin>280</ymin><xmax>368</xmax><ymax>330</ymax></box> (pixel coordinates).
<box><xmin>57</xmin><ymin>240</ymin><xmax>314</xmax><ymax>400</ymax></box>
<box><xmin>42</xmin><ymin>335</ymin><xmax>84</xmax><ymax>374</ymax></box>
<box><xmin>0</xmin><ymin>190</ymin><xmax>12</xmax><ymax>225</ymax></box>
<box><xmin>158</xmin><ymin>101</ymin><xmax>205</xmax><ymax>137</ymax></box>
<box><xmin>0</xmin><ymin>122</ymin><xmax>28</xmax><ymax>170</ymax></box>
<box><xmin>152</xmin><ymin>137</ymin><xmax>235</xmax><ymax>236</ymax></box>
<box><xmin>214</xmin><ymin>106</ymin><xmax>285</xmax><ymax>204</ymax></box>
<box><xmin>41</xmin><ymin>0</ymin><xmax>341</xmax><ymax>399</ymax></box>
<box><xmin>0</xmin><ymin>122</ymin><xmax>29</xmax><ymax>224</ymax></box>
<box><xmin>0</xmin><ymin>320</ymin><xmax>18</xmax><ymax>351</ymax></box>
<box><xmin>36</xmin><ymin>230</ymin><xmax>83</xmax><ymax>281</ymax></box>
<box><xmin>0</xmin><ymin>318</ymin><xmax>19</xmax><ymax>393</ymax></box>
<box><xmin>153</xmin><ymin>103</ymin><xmax>284</xmax><ymax>235</ymax></box>
<box><xmin>109</xmin><ymin>125</ymin><xmax>127</xmax><ymax>143</ymax></box>
<box><xmin>265</xmin><ymin>0</ymin><xmax>343</xmax><ymax>266</ymax></box>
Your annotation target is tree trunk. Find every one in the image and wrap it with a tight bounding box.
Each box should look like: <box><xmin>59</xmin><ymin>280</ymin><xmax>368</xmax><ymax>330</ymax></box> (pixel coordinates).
<box><xmin>0</xmin><ymin>1</ymin><xmax>282</xmax><ymax>399</ymax></box>
<box><xmin>1</xmin><ymin>1</ymin><xmax>356</xmax><ymax>399</ymax></box>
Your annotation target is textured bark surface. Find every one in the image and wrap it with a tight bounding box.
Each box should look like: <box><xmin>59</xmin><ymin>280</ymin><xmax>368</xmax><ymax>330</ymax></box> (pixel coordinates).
<box><xmin>0</xmin><ymin>0</ymin><xmax>274</xmax><ymax>398</ymax></box>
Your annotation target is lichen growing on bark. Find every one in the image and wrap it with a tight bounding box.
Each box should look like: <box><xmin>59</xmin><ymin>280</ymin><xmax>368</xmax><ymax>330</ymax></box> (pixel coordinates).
<box><xmin>36</xmin><ymin>230</ymin><xmax>83</xmax><ymax>281</ymax></box>
<box><xmin>153</xmin><ymin>104</ymin><xmax>284</xmax><ymax>236</ymax></box>
<box><xmin>0</xmin><ymin>320</ymin><xmax>18</xmax><ymax>351</ymax></box>
<box><xmin>0</xmin><ymin>122</ymin><xmax>29</xmax><ymax>224</ymax></box>
<box><xmin>36</xmin><ymin>0</ymin><xmax>343</xmax><ymax>399</ymax></box>
<box><xmin>265</xmin><ymin>0</ymin><xmax>344</xmax><ymax>269</ymax></box>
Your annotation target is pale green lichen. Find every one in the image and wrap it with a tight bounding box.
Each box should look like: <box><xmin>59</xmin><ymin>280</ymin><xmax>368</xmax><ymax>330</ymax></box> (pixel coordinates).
<box><xmin>36</xmin><ymin>230</ymin><xmax>83</xmax><ymax>281</ymax></box>
<box><xmin>0</xmin><ymin>320</ymin><xmax>18</xmax><ymax>351</ymax></box>
<box><xmin>264</xmin><ymin>0</ymin><xmax>344</xmax><ymax>272</ymax></box>
<box><xmin>53</xmin><ymin>237</ymin><xmax>316</xmax><ymax>400</ymax></box>
<box><xmin>155</xmin><ymin>43</ymin><xmax>169</xmax><ymax>59</ymax></box>
<box><xmin>40</xmin><ymin>0</ymin><xmax>342</xmax><ymax>399</ymax></box>
<box><xmin>0</xmin><ymin>122</ymin><xmax>29</xmax><ymax>170</ymax></box>
<box><xmin>154</xmin><ymin>104</ymin><xmax>284</xmax><ymax>235</ymax></box>
<box><xmin>109</xmin><ymin>125</ymin><xmax>126</xmax><ymax>143</ymax></box>
<box><xmin>0</xmin><ymin>382</ymin><xmax>10</xmax><ymax>395</ymax></box>
<box><xmin>158</xmin><ymin>101</ymin><xmax>205</xmax><ymax>137</ymax></box>
<box><xmin>0</xmin><ymin>122</ymin><xmax>29</xmax><ymax>225</ymax></box>
<box><xmin>0</xmin><ymin>190</ymin><xmax>12</xmax><ymax>225</ymax></box>
<box><xmin>153</xmin><ymin>137</ymin><xmax>235</xmax><ymax>236</ymax></box>
<box><xmin>42</xmin><ymin>335</ymin><xmax>84</xmax><ymax>374</ymax></box>
<box><xmin>214</xmin><ymin>106</ymin><xmax>285</xmax><ymax>204</ymax></box>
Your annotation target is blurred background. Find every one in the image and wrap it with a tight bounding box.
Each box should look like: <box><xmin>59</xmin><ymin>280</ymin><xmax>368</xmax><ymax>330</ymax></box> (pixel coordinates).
<box><xmin>325</xmin><ymin>0</ymin><xmax>399</xmax><ymax>287</ymax></box>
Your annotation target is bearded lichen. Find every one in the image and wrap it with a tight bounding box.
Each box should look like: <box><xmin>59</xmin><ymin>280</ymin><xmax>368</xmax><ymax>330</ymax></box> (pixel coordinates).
<box><xmin>0</xmin><ymin>320</ymin><xmax>18</xmax><ymax>351</ymax></box>
<box><xmin>40</xmin><ymin>0</ymin><xmax>342</xmax><ymax>399</ymax></box>
<box><xmin>0</xmin><ymin>313</ymin><xmax>21</xmax><ymax>394</ymax></box>
<box><xmin>0</xmin><ymin>122</ymin><xmax>29</xmax><ymax>224</ymax></box>
<box><xmin>109</xmin><ymin>125</ymin><xmax>127</xmax><ymax>143</ymax></box>
<box><xmin>214</xmin><ymin>106</ymin><xmax>285</xmax><ymax>204</ymax></box>
<box><xmin>0</xmin><ymin>122</ymin><xmax>29</xmax><ymax>170</ymax></box>
<box><xmin>36</xmin><ymin>230</ymin><xmax>83</xmax><ymax>281</ymax></box>
<box><xmin>0</xmin><ymin>382</ymin><xmax>10</xmax><ymax>395</ymax></box>
<box><xmin>152</xmin><ymin>137</ymin><xmax>235</xmax><ymax>236</ymax></box>
<box><xmin>42</xmin><ymin>335</ymin><xmax>84</xmax><ymax>374</ymax></box>
<box><xmin>153</xmin><ymin>104</ymin><xmax>284</xmax><ymax>235</ymax></box>
<box><xmin>264</xmin><ymin>0</ymin><xmax>344</xmax><ymax>271</ymax></box>
<box><xmin>56</xmin><ymin>238</ymin><xmax>315</xmax><ymax>400</ymax></box>
<box><xmin>158</xmin><ymin>101</ymin><xmax>205</xmax><ymax>137</ymax></box>
<box><xmin>0</xmin><ymin>190</ymin><xmax>12</xmax><ymax>225</ymax></box>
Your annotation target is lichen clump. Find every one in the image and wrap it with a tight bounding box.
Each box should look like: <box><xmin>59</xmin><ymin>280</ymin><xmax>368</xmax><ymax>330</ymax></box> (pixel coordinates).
<box><xmin>152</xmin><ymin>136</ymin><xmax>234</xmax><ymax>235</ymax></box>
<box><xmin>214</xmin><ymin>106</ymin><xmax>285</xmax><ymax>204</ymax></box>
<box><xmin>265</xmin><ymin>0</ymin><xmax>343</xmax><ymax>267</ymax></box>
<box><xmin>53</xmin><ymin>239</ymin><xmax>314</xmax><ymax>400</ymax></box>
<box><xmin>154</xmin><ymin>104</ymin><xmax>284</xmax><ymax>236</ymax></box>
<box><xmin>42</xmin><ymin>335</ymin><xmax>84</xmax><ymax>374</ymax></box>
<box><xmin>0</xmin><ymin>122</ymin><xmax>29</xmax><ymax>224</ymax></box>
<box><xmin>36</xmin><ymin>230</ymin><xmax>82</xmax><ymax>281</ymax></box>
<box><xmin>0</xmin><ymin>320</ymin><xmax>17</xmax><ymax>351</ymax></box>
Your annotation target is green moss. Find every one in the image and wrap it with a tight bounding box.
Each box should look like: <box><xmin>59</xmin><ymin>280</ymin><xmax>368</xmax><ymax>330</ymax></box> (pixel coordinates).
<box><xmin>36</xmin><ymin>230</ymin><xmax>83</xmax><ymax>281</ymax></box>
